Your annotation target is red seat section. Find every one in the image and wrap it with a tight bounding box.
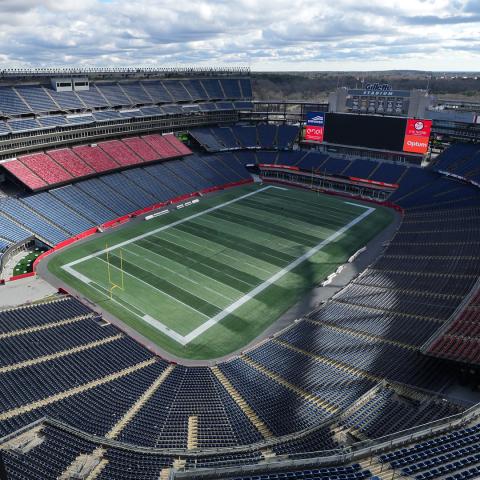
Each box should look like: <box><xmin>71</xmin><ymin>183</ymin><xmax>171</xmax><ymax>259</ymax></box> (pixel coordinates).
<box><xmin>98</xmin><ymin>140</ymin><xmax>142</xmax><ymax>167</ymax></box>
<box><xmin>163</xmin><ymin>133</ymin><xmax>192</xmax><ymax>156</ymax></box>
<box><xmin>142</xmin><ymin>134</ymin><xmax>183</xmax><ymax>159</ymax></box>
<box><xmin>121</xmin><ymin>137</ymin><xmax>160</xmax><ymax>162</ymax></box>
<box><xmin>19</xmin><ymin>153</ymin><xmax>73</xmax><ymax>185</ymax></box>
<box><xmin>2</xmin><ymin>136</ymin><xmax>191</xmax><ymax>191</ymax></box>
<box><xmin>427</xmin><ymin>289</ymin><xmax>480</xmax><ymax>366</ymax></box>
<box><xmin>3</xmin><ymin>160</ymin><xmax>47</xmax><ymax>190</ymax></box>
<box><xmin>73</xmin><ymin>145</ymin><xmax>120</xmax><ymax>173</ymax></box>
<box><xmin>47</xmin><ymin>148</ymin><xmax>95</xmax><ymax>177</ymax></box>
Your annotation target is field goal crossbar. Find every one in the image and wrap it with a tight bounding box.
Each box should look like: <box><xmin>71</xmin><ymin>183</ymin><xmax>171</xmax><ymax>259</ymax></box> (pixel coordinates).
<box><xmin>105</xmin><ymin>243</ymin><xmax>125</xmax><ymax>299</ymax></box>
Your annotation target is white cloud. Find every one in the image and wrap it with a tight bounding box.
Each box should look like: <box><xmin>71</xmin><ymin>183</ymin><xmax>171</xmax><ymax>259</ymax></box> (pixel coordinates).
<box><xmin>0</xmin><ymin>0</ymin><xmax>478</xmax><ymax>70</ymax></box>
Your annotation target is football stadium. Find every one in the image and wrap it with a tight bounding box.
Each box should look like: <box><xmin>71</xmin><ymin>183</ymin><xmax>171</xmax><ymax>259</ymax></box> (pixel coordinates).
<box><xmin>0</xmin><ymin>56</ymin><xmax>480</xmax><ymax>480</ymax></box>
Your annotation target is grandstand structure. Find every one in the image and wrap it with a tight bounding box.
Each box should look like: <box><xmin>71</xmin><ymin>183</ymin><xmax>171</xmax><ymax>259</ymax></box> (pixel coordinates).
<box><xmin>0</xmin><ymin>68</ymin><xmax>480</xmax><ymax>480</ymax></box>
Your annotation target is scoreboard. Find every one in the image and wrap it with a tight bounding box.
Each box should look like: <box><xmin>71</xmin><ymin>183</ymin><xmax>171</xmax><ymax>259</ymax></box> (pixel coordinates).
<box><xmin>348</xmin><ymin>84</ymin><xmax>409</xmax><ymax>115</ymax></box>
<box><xmin>304</xmin><ymin>112</ymin><xmax>432</xmax><ymax>155</ymax></box>
<box><xmin>329</xmin><ymin>84</ymin><xmax>431</xmax><ymax>118</ymax></box>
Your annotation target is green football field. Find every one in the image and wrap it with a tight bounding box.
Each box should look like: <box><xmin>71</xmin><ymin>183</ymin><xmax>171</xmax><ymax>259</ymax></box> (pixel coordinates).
<box><xmin>47</xmin><ymin>184</ymin><xmax>394</xmax><ymax>359</ymax></box>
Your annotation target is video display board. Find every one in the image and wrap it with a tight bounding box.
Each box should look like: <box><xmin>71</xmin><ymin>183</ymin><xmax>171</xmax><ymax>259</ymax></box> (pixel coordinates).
<box><xmin>303</xmin><ymin>112</ymin><xmax>432</xmax><ymax>154</ymax></box>
<box><xmin>323</xmin><ymin>113</ymin><xmax>407</xmax><ymax>151</ymax></box>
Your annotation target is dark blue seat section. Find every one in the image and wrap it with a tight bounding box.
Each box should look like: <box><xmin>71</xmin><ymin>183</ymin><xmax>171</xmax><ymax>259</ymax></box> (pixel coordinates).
<box><xmin>75</xmin><ymin>177</ymin><xmax>141</xmax><ymax>215</ymax></box>
<box><xmin>257</xmin><ymin>124</ymin><xmax>277</xmax><ymax>149</ymax></box>
<box><xmin>0</xmin><ymin>87</ymin><xmax>31</xmax><ymax>115</ymax></box>
<box><xmin>272</xmin><ymin>426</ymin><xmax>340</xmax><ymax>457</ymax></box>
<box><xmin>235</xmin><ymin>150</ymin><xmax>258</xmax><ymax>165</ymax></box>
<box><xmin>380</xmin><ymin>424</ymin><xmax>480</xmax><ymax>480</ymax></box>
<box><xmin>119</xmin><ymin>366</ymin><xmax>263</xmax><ymax>449</ymax></box>
<box><xmin>15</xmin><ymin>86</ymin><xmax>58</xmax><ymax>113</ymax></box>
<box><xmin>0</xmin><ymin>215</ymin><xmax>32</xmax><ymax>243</ymax></box>
<box><xmin>273</xmin><ymin>150</ymin><xmax>305</xmax><ymax>167</ymax></box>
<box><xmin>246</xmin><ymin>341</ymin><xmax>374</xmax><ymax>410</ymax></box>
<box><xmin>217</xmin><ymin>153</ymin><xmax>251</xmax><ymax>180</ymax></box>
<box><xmin>341</xmin><ymin>386</ymin><xmax>462</xmax><ymax>440</ymax></box>
<box><xmin>21</xmin><ymin>191</ymin><xmax>94</xmax><ymax>235</ymax></box>
<box><xmin>277</xmin><ymin>125</ymin><xmax>300</xmax><ymax>149</ymax></box>
<box><xmin>0</xmin><ymin>361</ymin><xmax>169</xmax><ymax>439</ymax></box>
<box><xmin>97</xmin><ymin>448</ymin><xmax>173</xmax><ymax>480</ymax></box>
<box><xmin>201</xmin><ymin>78</ymin><xmax>225</xmax><ymax>99</ymax></box>
<box><xmin>229</xmin><ymin>463</ymin><xmax>371</xmax><ymax>480</ymax></box>
<box><xmin>277</xmin><ymin>319</ymin><xmax>452</xmax><ymax>392</ymax></box>
<box><xmin>214</xmin><ymin>127</ymin><xmax>241</xmax><ymax>149</ymax></box>
<box><xmin>0</xmin><ymin>198</ymin><xmax>68</xmax><ymax>246</ymax></box>
<box><xmin>49</xmin><ymin>184</ymin><xmax>117</xmax><ymax>225</ymax></box>
<box><xmin>3</xmin><ymin>425</ymin><xmax>97</xmax><ymax>480</ymax></box>
<box><xmin>190</xmin><ymin>128</ymin><xmax>226</xmax><ymax>152</ymax></box>
<box><xmin>433</xmin><ymin>143</ymin><xmax>480</xmax><ymax>175</ymax></box>
<box><xmin>369</xmin><ymin>162</ymin><xmax>406</xmax><ymax>183</ymax></box>
<box><xmin>182</xmin><ymin>79</ymin><xmax>209</xmax><ymax>101</ymax></box>
<box><xmin>219</xmin><ymin>358</ymin><xmax>330</xmax><ymax>437</ymax></box>
<box><xmin>320</xmin><ymin>157</ymin><xmax>352</xmax><ymax>175</ymax></box>
<box><xmin>220</xmin><ymin>79</ymin><xmax>243</xmax><ymax>99</ymax></box>
<box><xmin>99</xmin><ymin>173</ymin><xmax>157</xmax><ymax>210</ymax></box>
<box><xmin>257</xmin><ymin>151</ymin><xmax>279</xmax><ymax>165</ymax></box>
<box><xmin>198</xmin><ymin>125</ymin><xmax>301</xmax><ymax>152</ymax></box>
<box><xmin>121</xmin><ymin>168</ymin><xmax>177</xmax><ymax>203</ymax></box>
<box><xmin>0</xmin><ymin>318</ymin><xmax>118</xmax><ymax>367</ymax></box>
<box><xmin>0</xmin><ymin>297</ymin><xmax>91</xmax><ymax>334</ymax></box>
<box><xmin>296</xmin><ymin>151</ymin><xmax>329</xmax><ymax>170</ymax></box>
<box><xmin>232</xmin><ymin>126</ymin><xmax>258</xmax><ymax>148</ymax></box>
<box><xmin>0</xmin><ymin>335</ymin><xmax>152</xmax><ymax>415</ymax></box>
<box><xmin>342</xmin><ymin>159</ymin><xmax>379</xmax><ymax>179</ymax></box>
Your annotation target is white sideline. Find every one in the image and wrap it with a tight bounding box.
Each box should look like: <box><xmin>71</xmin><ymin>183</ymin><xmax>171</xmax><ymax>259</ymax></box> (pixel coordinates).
<box><xmin>181</xmin><ymin>204</ymin><xmax>375</xmax><ymax>345</ymax></box>
<box><xmin>62</xmin><ymin>186</ymin><xmax>375</xmax><ymax>345</ymax></box>
<box><xmin>62</xmin><ymin>185</ymin><xmax>274</xmax><ymax>269</ymax></box>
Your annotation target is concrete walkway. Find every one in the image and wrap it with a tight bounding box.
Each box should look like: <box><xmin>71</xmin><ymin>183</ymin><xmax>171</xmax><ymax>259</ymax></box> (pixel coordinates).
<box><xmin>0</xmin><ymin>276</ymin><xmax>58</xmax><ymax>309</ymax></box>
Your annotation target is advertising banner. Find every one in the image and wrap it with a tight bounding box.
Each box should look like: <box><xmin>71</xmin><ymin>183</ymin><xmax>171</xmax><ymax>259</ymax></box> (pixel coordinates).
<box><xmin>403</xmin><ymin>119</ymin><xmax>432</xmax><ymax>154</ymax></box>
<box><xmin>305</xmin><ymin>112</ymin><xmax>325</xmax><ymax>142</ymax></box>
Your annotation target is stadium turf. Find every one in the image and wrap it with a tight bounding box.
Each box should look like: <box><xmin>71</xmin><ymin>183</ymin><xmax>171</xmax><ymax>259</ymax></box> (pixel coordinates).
<box><xmin>47</xmin><ymin>184</ymin><xmax>394</xmax><ymax>359</ymax></box>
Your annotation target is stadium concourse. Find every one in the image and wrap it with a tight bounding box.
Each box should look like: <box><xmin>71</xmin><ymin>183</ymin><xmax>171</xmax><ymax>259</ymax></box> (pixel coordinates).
<box><xmin>0</xmin><ymin>69</ymin><xmax>479</xmax><ymax>480</ymax></box>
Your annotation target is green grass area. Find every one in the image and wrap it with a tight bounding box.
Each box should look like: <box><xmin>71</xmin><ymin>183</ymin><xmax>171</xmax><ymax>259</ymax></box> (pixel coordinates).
<box><xmin>47</xmin><ymin>184</ymin><xmax>394</xmax><ymax>359</ymax></box>
<box><xmin>13</xmin><ymin>247</ymin><xmax>47</xmax><ymax>276</ymax></box>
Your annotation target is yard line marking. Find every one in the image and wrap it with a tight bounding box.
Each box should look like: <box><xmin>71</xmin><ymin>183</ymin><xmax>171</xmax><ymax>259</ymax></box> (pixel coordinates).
<box><xmin>132</xmin><ymin>241</ymin><xmax>249</xmax><ymax>294</ymax></box>
<box><xmin>203</xmin><ymin>286</ymin><xmax>236</xmax><ymax>302</ymax></box>
<box><xmin>126</xmin><ymin>245</ymin><xmax>236</xmax><ymax>305</ymax></box>
<box><xmin>125</xmin><ymin>246</ymin><xmax>200</xmax><ymax>285</ymax></box>
<box><xmin>93</xmin><ymin>256</ymin><xmax>213</xmax><ymax>318</ymax></box>
<box><xmin>140</xmin><ymin>236</ymin><xmax>258</xmax><ymax>290</ymax></box>
<box><xmin>159</xmin><ymin>230</ymin><xmax>217</xmax><ymax>253</ymax></box>
<box><xmin>216</xmin><ymin>251</ymin><xmax>274</xmax><ymax>276</ymax></box>
<box><xmin>182</xmin><ymin>205</ymin><xmax>375</xmax><ymax>345</ymax></box>
<box><xmin>63</xmin><ymin>186</ymin><xmax>274</xmax><ymax>269</ymax></box>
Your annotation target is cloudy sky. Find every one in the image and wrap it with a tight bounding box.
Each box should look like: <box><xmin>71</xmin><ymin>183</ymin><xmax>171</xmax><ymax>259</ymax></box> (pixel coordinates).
<box><xmin>0</xmin><ymin>0</ymin><xmax>479</xmax><ymax>71</ymax></box>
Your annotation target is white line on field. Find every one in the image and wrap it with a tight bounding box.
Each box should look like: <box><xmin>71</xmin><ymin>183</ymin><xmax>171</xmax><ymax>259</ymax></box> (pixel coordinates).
<box><xmin>62</xmin><ymin>185</ymin><xmax>274</xmax><ymax>269</ymax></box>
<box><xmin>181</xmin><ymin>204</ymin><xmax>375</xmax><ymax>345</ymax></box>
<box><xmin>61</xmin><ymin>187</ymin><xmax>375</xmax><ymax>345</ymax></box>
<box><xmin>93</xmin><ymin>256</ymin><xmax>212</xmax><ymax>318</ymax></box>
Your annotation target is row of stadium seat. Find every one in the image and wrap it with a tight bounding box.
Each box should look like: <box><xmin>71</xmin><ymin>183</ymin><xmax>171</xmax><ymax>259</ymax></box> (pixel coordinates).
<box><xmin>2</xmin><ymin>134</ymin><xmax>191</xmax><ymax>190</ymax></box>
<box><xmin>0</xmin><ymin>78</ymin><xmax>253</xmax><ymax>117</ymax></box>
<box><xmin>0</xmin><ymin>152</ymin><xmax>250</xmax><ymax>245</ymax></box>
<box><xmin>190</xmin><ymin>125</ymin><xmax>300</xmax><ymax>151</ymax></box>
